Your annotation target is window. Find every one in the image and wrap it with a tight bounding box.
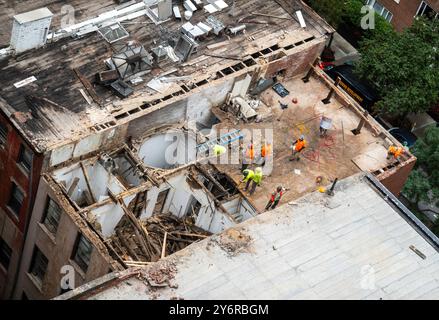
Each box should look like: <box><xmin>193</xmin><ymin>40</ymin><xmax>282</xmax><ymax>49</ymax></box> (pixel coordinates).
<box><xmin>42</xmin><ymin>197</ymin><xmax>62</xmax><ymax>235</ymax></box>
<box><xmin>416</xmin><ymin>1</ymin><xmax>439</xmax><ymax>20</ymax></box>
<box><xmin>0</xmin><ymin>122</ymin><xmax>7</xmax><ymax>146</ymax></box>
<box><xmin>28</xmin><ymin>246</ymin><xmax>48</xmax><ymax>285</ymax></box>
<box><xmin>17</xmin><ymin>144</ymin><xmax>33</xmax><ymax>172</ymax></box>
<box><xmin>7</xmin><ymin>182</ymin><xmax>25</xmax><ymax>216</ymax></box>
<box><xmin>0</xmin><ymin>237</ymin><xmax>12</xmax><ymax>270</ymax></box>
<box><xmin>366</xmin><ymin>0</ymin><xmax>393</xmax><ymax>22</ymax></box>
<box><xmin>72</xmin><ymin>234</ymin><xmax>92</xmax><ymax>272</ymax></box>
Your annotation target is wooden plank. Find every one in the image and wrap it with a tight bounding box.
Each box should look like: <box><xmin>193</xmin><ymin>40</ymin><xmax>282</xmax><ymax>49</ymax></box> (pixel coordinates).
<box><xmin>67</xmin><ymin>177</ymin><xmax>80</xmax><ymax>196</ymax></box>
<box><xmin>79</xmin><ymin>162</ymin><xmax>97</xmax><ymax>203</ymax></box>
<box><xmin>161</xmin><ymin>232</ymin><xmax>168</xmax><ymax>259</ymax></box>
<box><xmin>73</xmin><ymin>68</ymin><xmax>103</xmax><ymax>107</ymax></box>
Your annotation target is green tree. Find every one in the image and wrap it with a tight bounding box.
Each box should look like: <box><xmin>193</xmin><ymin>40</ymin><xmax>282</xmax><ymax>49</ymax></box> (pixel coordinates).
<box><xmin>354</xmin><ymin>17</ymin><xmax>439</xmax><ymax>117</ymax></box>
<box><xmin>403</xmin><ymin>126</ymin><xmax>439</xmax><ymax>206</ymax></box>
<box><xmin>304</xmin><ymin>0</ymin><xmax>346</xmax><ymax>28</ymax></box>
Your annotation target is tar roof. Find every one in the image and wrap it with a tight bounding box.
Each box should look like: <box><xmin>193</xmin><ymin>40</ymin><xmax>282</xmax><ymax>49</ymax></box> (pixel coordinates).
<box><xmin>60</xmin><ymin>173</ymin><xmax>439</xmax><ymax>300</ymax></box>
<box><xmin>0</xmin><ymin>0</ymin><xmax>333</xmax><ymax>152</ymax></box>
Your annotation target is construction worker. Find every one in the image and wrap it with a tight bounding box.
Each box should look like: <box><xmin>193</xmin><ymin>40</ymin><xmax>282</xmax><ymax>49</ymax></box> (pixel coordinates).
<box><xmin>259</xmin><ymin>141</ymin><xmax>272</xmax><ymax>166</ymax></box>
<box><xmin>265</xmin><ymin>185</ymin><xmax>287</xmax><ymax>211</ymax></box>
<box><xmin>249</xmin><ymin>167</ymin><xmax>263</xmax><ymax>195</ymax></box>
<box><xmin>213</xmin><ymin>144</ymin><xmax>227</xmax><ymax>156</ymax></box>
<box><xmin>241</xmin><ymin>143</ymin><xmax>255</xmax><ymax>171</ymax></box>
<box><xmin>241</xmin><ymin>168</ymin><xmax>255</xmax><ymax>192</ymax></box>
<box><xmin>387</xmin><ymin>145</ymin><xmax>404</xmax><ymax>160</ymax></box>
<box><xmin>290</xmin><ymin>135</ymin><xmax>306</xmax><ymax>161</ymax></box>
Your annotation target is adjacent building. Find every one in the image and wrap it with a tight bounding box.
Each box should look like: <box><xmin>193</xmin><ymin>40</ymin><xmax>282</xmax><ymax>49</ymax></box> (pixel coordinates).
<box><xmin>366</xmin><ymin>0</ymin><xmax>439</xmax><ymax>31</ymax></box>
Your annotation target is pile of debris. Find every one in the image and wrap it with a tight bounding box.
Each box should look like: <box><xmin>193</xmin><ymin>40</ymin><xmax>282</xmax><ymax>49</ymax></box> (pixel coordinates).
<box><xmin>110</xmin><ymin>214</ymin><xmax>211</xmax><ymax>265</ymax></box>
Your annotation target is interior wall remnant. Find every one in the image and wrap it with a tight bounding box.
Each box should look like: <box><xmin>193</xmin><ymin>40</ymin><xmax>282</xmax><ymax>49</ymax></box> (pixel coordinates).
<box><xmin>264</xmin><ymin>40</ymin><xmax>326</xmax><ymax>79</ymax></box>
<box><xmin>53</xmin><ymin>161</ymin><xmax>126</xmax><ymax>207</ymax></box>
<box><xmin>48</xmin><ymin>125</ymin><xmax>128</xmax><ymax>169</ymax></box>
<box><xmin>138</xmin><ymin>173</ymin><xmax>237</xmax><ymax>234</ymax></box>
<box><xmin>90</xmin><ymin>194</ymin><xmax>136</xmax><ymax>238</ymax></box>
<box><xmin>137</xmin><ymin>131</ymin><xmax>196</xmax><ymax>169</ymax></box>
<box><xmin>230</xmin><ymin>74</ymin><xmax>252</xmax><ymax>98</ymax></box>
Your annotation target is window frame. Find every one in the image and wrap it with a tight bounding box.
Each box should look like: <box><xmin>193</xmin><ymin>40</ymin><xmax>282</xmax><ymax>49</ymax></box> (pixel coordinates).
<box><xmin>28</xmin><ymin>246</ymin><xmax>48</xmax><ymax>286</ymax></box>
<box><xmin>41</xmin><ymin>197</ymin><xmax>62</xmax><ymax>235</ymax></box>
<box><xmin>0</xmin><ymin>237</ymin><xmax>12</xmax><ymax>271</ymax></box>
<box><xmin>71</xmin><ymin>234</ymin><xmax>92</xmax><ymax>273</ymax></box>
<box><xmin>17</xmin><ymin>144</ymin><xmax>33</xmax><ymax>173</ymax></box>
<box><xmin>7</xmin><ymin>182</ymin><xmax>25</xmax><ymax>217</ymax></box>
<box><xmin>366</xmin><ymin>0</ymin><xmax>394</xmax><ymax>22</ymax></box>
<box><xmin>0</xmin><ymin>122</ymin><xmax>7</xmax><ymax>146</ymax></box>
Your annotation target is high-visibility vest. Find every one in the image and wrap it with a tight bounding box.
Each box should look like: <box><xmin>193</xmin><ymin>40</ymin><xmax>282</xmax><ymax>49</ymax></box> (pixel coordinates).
<box><xmin>253</xmin><ymin>170</ymin><xmax>263</xmax><ymax>184</ymax></box>
<box><xmin>389</xmin><ymin>146</ymin><xmax>403</xmax><ymax>158</ymax></box>
<box><xmin>294</xmin><ymin>140</ymin><xmax>306</xmax><ymax>152</ymax></box>
<box><xmin>246</xmin><ymin>145</ymin><xmax>255</xmax><ymax>160</ymax></box>
<box><xmin>261</xmin><ymin>144</ymin><xmax>272</xmax><ymax>158</ymax></box>
<box><xmin>213</xmin><ymin>145</ymin><xmax>226</xmax><ymax>155</ymax></box>
<box><xmin>242</xmin><ymin>169</ymin><xmax>254</xmax><ymax>182</ymax></box>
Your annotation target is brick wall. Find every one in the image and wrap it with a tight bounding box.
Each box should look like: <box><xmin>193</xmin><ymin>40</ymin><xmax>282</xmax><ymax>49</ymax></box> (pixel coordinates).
<box><xmin>0</xmin><ymin>112</ymin><xmax>44</xmax><ymax>298</ymax></box>
<box><xmin>377</xmin><ymin>156</ymin><xmax>417</xmax><ymax>196</ymax></box>
<box><xmin>378</xmin><ymin>0</ymin><xmax>439</xmax><ymax>32</ymax></box>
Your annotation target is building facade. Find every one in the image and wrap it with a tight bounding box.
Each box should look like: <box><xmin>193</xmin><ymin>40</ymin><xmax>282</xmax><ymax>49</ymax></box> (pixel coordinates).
<box><xmin>366</xmin><ymin>0</ymin><xmax>439</xmax><ymax>31</ymax></box>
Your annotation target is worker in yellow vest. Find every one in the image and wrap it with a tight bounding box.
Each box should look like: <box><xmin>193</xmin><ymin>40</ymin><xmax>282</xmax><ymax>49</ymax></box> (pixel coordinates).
<box><xmin>213</xmin><ymin>144</ymin><xmax>227</xmax><ymax>156</ymax></box>
<box><xmin>248</xmin><ymin>167</ymin><xmax>263</xmax><ymax>195</ymax></box>
<box><xmin>241</xmin><ymin>168</ymin><xmax>255</xmax><ymax>192</ymax></box>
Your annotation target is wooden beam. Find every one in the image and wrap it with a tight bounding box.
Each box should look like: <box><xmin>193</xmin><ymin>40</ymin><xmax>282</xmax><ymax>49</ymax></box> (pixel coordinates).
<box><xmin>251</xmin><ymin>12</ymin><xmax>294</xmax><ymax>20</ymax></box>
<box><xmin>161</xmin><ymin>232</ymin><xmax>168</xmax><ymax>259</ymax></box>
<box><xmin>79</xmin><ymin>162</ymin><xmax>97</xmax><ymax>203</ymax></box>
<box><xmin>67</xmin><ymin>177</ymin><xmax>80</xmax><ymax>197</ymax></box>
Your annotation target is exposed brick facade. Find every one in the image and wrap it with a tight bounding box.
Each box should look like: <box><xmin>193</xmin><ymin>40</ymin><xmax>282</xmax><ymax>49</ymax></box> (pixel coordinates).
<box><xmin>0</xmin><ymin>111</ymin><xmax>44</xmax><ymax>299</ymax></box>
<box><xmin>378</xmin><ymin>0</ymin><xmax>439</xmax><ymax>32</ymax></box>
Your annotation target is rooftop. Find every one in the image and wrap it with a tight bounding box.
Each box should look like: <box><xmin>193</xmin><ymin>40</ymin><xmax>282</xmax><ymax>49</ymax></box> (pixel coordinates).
<box><xmin>0</xmin><ymin>0</ymin><xmax>333</xmax><ymax>152</ymax></box>
<box><xmin>13</xmin><ymin>7</ymin><xmax>53</xmax><ymax>24</ymax></box>
<box><xmin>58</xmin><ymin>173</ymin><xmax>439</xmax><ymax>300</ymax></box>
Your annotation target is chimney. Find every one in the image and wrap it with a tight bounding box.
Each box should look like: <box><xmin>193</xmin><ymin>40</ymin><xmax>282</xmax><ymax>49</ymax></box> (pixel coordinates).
<box><xmin>10</xmin><ymin>7</ymin><xmax>53</xmax><ymax>54</ymax></box>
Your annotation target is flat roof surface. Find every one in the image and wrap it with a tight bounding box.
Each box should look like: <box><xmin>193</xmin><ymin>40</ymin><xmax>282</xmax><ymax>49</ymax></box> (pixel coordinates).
<box><xmin>65</xmin><ymin>174</ymin><xmax>439</xmax><ymax>300</ymax></box>
<box><xmin>0</xmin><ymin>0</ymin><xmax>332</xmax><ymax>152</ymax></box>
<box><xmin>14</xmin><ymin>7</ymin><xmax>53</xmax><ymax>24</ymax></box>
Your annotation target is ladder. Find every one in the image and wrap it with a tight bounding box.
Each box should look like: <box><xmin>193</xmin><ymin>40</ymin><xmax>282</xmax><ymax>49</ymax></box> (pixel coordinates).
<box><xmin>197</xmin><ymin>130</ymin><xmax>244</xmax><ymax>154</ymax></box>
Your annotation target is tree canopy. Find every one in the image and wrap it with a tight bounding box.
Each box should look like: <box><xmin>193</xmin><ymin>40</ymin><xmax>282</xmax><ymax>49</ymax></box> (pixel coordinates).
<box><xmin>403</xmin><ymin>126</ymin><xmax>439</xmax><ymax>206</ymax></box>
<box><xmin>354</xmin><ymin>17</ymin><xmax>439</xmax><ymax>116</ymax></box>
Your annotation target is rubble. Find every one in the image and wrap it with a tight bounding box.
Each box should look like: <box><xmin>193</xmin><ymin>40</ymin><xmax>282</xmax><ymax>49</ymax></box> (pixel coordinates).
<box><xmin>211</xmin><ymin>228</ymin><xmax>252</xmax><ymax>256</ymax></box>
<box><xmin>110</xmin><ymin>214</ymin><xmax>211</xmax><ymax>263</ymax></box>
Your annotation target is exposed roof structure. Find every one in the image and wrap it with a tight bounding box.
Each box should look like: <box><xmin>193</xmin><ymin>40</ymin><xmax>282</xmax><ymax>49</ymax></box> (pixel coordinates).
<box><xmin>58</xmin><ymin>174</ymin><xmax>439</xmax><ymax>300</ymax></box>
<box><xmin>0</xmin><ymin>0</ymin><xmax>334</xmax><ymax>152</ymax></box>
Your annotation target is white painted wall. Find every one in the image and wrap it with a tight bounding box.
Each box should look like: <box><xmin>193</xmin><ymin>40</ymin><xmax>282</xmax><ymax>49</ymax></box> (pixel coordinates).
<box><xmin>90</xmin><ymin>194</ymin><xmax>136</xmax><ymax>238</ymax></box>
<box><xmin>139</xmin><ymin>173</ymin><xmax>237</xmax><ymax>234</ymax></box>
<box><xmin>53</xmin><ymin>161</ymin><xmax>126</xmax><ymax>205</ymax></box>
<box><xmin>138</xmin><ymin>131</ymin><xmax>196</xmax><ymax>169</ymax></box>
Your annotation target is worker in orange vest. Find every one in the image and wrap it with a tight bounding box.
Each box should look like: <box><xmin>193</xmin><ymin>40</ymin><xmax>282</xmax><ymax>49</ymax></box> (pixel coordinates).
<box><xmin>387</xmin><ymin>145</ymin><xmax>404</xmax><ymax>160</ymax></box>
<box><xmin>259</xmin><ymin>140</ymin><xmax>272</xmax><ymax>166</ymax></box>
<box><xmin>290</xmin><ymin>135</ymin><xmax>306</xmax><ymax>161</ymax></box>
<box><xmin>241</xmin><ymin>143</ymin><xmax>255</xmax><ymax>171</ymax></box>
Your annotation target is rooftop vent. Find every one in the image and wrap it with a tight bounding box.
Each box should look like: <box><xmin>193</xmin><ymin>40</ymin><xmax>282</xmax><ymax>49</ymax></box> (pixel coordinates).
<box><xmin>10</xmin><ymin>7</ymin><xmax>53</xmax><ymax>53</ymax></box>
<box><xmin>111</xmin><ymin>41</ymin><xmax>153</xmax><ymax>78</ymax></box>
<box><xmin>98</xmin><ymin>22</ymin><xmax>129</xmax><ymax>43</ymax></box>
